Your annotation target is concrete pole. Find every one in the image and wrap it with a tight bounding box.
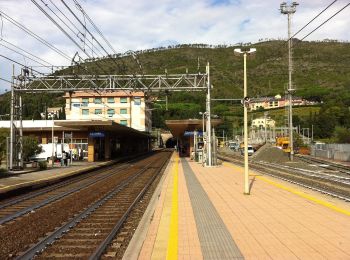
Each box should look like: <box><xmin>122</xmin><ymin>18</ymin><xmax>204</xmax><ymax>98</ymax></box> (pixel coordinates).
<box><xmin>19</xmin><ymin>96</ymin><xmax>23</xmax><ymax>169</ymax></box>
<box><xmin>9</xmin><ymin>64</ymin><xmax>15</xmax><ymax>170</ymax></box>
<box><xmin>206</xmin><ymin>62</ymin><xmax>212</xmax><ymax>167</ymax></box>
<box><xmin>288</xmin><ymin>12</ymin><xmax>294</xmax><ymax>161</ymax></box>
<box><xmin>52</xmin><ymin>115</ymin><xmax>54</xmax><ymax>168</ymax></box>
<box><xmin>243</xmin><ymin>52</ymin><xmax>249</xmax><ymax>195</ymax></box>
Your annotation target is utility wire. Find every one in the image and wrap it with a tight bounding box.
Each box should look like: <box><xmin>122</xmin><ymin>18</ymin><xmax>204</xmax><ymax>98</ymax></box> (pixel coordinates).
<box><xmin>72</xmin><ymin>0</ymin><xmax>117</xmax><ymax>54</ymax></box>
<box><xmin>31</xmin><ymin>0</ymin><xmax>92</xmax><ymax>59</ymax></box>
<box><xmin>44</xmin><ymin>0</ymin><xmax>104</xmax><ymax>58</ymax></box>
<box><xmin>299</xmin><ymin>3</ymin><xmax>350</xmax><ymax>42</ymax></box>
<box><xmin>288</xmin><ymin>0</ymin><xmax>338</xmax><ymax>41</ymax></box>
<box><xmin>0</xmin><ymin>39</ymin><xmax>54</xmax><ymax>66</ymax></box>
<box><xmin>0</xmin><ymin>10</ymin><xmax>71</xmax><ymax>61</ymax></box>
<box><xmin>60</xmin><ymin>0</ymin><xmax>112</xmax><ymax>58</ymax></box>
<box><xmin>0</xmin><ymin>54</ymin><xmax>47</xmax><ymax>75</ymax></box>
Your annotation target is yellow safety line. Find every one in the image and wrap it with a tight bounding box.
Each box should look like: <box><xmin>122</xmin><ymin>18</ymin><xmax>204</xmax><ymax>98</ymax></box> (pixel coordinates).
<box><xmin>223</xmin><ymin>162</ymin><xmax>350</xmax><ymax>217</ymax></box>
<box><xmin>166</xmin><ymin>156</ymin><xmax>179</xmax><ymax>260</ymax></box>
<box><xmin>0</xmin><ymin>164</ymin><xmax>100</xmax><ymax>191</ymax></box>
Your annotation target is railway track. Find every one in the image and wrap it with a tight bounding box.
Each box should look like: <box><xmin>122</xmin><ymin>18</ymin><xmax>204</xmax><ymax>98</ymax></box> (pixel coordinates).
<box><xmin>296</xmin><ymin>154</ymin><xmax>350</xmax><ymax>175</ymax></box>
<box><xmin>0</xmin><ymin>155</ymin><xmax>148</xmax><ymax>225</ymax></box>
<box><xmin>0</xmin><ymin>150</ymin><xmax>172</xmax><ymax>259</ymax></box>
<box><xmin>219</xmin><ymin>152</ymin><xmax>350</xmax><ymax>202</ymax></box>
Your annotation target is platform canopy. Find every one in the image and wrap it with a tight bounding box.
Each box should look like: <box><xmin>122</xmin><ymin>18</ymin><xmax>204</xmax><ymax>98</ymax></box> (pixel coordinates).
<box><xmin>165</xmin><ymin>119</ymin><xmax>222</xmax><ymax>138</ymax></box>
<box><xmin>54</xmin><ymin>120</ymin><xmax>150</xmax><ymax>137</ymax></box>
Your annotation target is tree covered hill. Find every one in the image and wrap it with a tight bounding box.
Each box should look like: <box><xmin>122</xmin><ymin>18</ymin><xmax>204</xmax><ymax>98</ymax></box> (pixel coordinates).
<box><xmin>0</xmin><ymin>40</ymin><xmax>349</xmax><ymax>141</ymax></box>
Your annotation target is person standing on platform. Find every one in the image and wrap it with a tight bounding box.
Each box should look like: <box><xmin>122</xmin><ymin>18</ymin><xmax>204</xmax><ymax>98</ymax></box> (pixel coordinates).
<box><xmin>62</xmin><ymin>151</ymin><xmax>67</xmax><ymax>167</ymax></box>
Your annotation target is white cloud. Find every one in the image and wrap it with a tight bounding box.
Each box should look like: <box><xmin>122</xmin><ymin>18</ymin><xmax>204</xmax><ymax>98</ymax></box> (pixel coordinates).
<box><xmin>0</xmin><ymin>0</ymin><xmax>349</xmax><ymax>93</ymax></box>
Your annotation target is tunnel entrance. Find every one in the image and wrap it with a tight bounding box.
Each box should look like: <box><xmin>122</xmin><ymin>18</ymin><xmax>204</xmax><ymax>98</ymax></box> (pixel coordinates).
<box><xmin>165</xmin><ymin>138</ymin><xmax>177</xmax><ymax>148</ymax></box>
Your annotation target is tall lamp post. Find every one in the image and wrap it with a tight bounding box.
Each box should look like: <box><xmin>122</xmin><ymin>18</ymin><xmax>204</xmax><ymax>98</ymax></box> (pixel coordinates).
<box><xmin>234</xmin><ymin>48</ymin><xmax>256</xmax><ymax>195</ymax></box>
<box><xmin>48</xmin><ymin>113</ymin><xmax>55</xmax><ymax>168</ymax></box>
<box><xmin>280</xmin><ymin>1</ymin><xmax>298</xmax><ymax>161</ymax></box>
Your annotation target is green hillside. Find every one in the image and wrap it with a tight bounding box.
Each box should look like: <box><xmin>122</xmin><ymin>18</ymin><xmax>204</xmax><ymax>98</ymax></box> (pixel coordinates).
<box><xmin>1</xmin><ymin>40</ymin><xmax>349</xmax><ymax>141</ymax></box>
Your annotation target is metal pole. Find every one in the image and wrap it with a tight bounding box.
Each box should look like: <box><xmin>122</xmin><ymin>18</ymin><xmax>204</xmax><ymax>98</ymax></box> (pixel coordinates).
<box><xmin>287</xmin><ymin>10</ymin><xmax>294</xmax><ymax>161</ymax></box>
<box><xmin>19</xmin><ymin>96</ymin><xmax>23</xmax><ymax>169</ymax></box>
<box><xmin>206</xmin><ymin>62</ymin><xmax>212</xmax><ymax>167</ymax></box>
<box><xmin>243</xmin><ymin>52</ymin><xmax>249</xmax><ymax>195</ymax></box>
<box><xmin>52</xmin><ymin>115</ymin><xmax>54</xmax><ymax>168</ymax></box>
<box><xmin>264</xmin><ymin>112</ymin><xmax>267</xmax><ymax>144</ymax></box>
<box><xmin>311</xmin><ymin>124</ymin><xmax>314</xmax><ymax>142</ymax></box>
<box><xmin>9</xmin><ymin>64</ymin><xmax>15</xmax><ymax>170</ymax></box>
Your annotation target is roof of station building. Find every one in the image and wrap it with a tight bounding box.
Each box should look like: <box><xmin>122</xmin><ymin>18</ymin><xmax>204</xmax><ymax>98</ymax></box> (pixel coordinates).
<box><xmin>0</xmin><ymin>120</ymin><xmax>150</xmax><ymax>137</ymax></box>
<box><xmin>63</xmin><ymin>91</ymin><xmax>145</xmax><ymax>98</ymax></box>
<box><xmin>165</xmin><ymin>119</ymin><xmax>222</xmax><ymax>138</ymax></box>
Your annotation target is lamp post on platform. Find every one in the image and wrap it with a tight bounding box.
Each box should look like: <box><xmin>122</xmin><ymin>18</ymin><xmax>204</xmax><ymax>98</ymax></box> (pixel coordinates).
<box><xmin>234</xmin><ymin>48</ymin><xmax>256</xmax><ymax>195</ymax></box>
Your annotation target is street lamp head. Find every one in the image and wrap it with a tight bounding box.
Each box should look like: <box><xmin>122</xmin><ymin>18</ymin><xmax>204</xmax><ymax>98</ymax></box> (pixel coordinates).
<box><xmin>247</xmin><ymin>48</ymin><xmax>256</xmax><ymax>54</ymax></box>
<box><xmin>234</xmin><ymin>48</ymin><xmax>243</xmax><ymax>56</ymax></box>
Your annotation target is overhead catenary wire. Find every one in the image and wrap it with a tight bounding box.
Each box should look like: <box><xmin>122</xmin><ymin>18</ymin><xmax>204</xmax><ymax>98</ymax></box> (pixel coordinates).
<box><xmin>0</xmin><ymin>54</ymin><xmax>47</xmax><ymax>75</ymax></box>
<box><xmin>0</xmin><ymin>39</ymin><xmax>54</xmax><ymax>66</ymax></box>
<box><xmin>299</xmin><ymin>2</ymin><xmax>350</xmax><ymax>42</ymax></box>
<box><xmin>288</xmin><ymin>0</ymin><xmax>338</xmax><ymax>41</ymax></box>
<box><xmin>31</xmin><ymin>0</ymin><xmax>92</xmax><ymax>59</ymax></box>
<box><xmin>0</xmin><ymin>10</ymin><xmax>71</xmax><ymax>61</ymax></box>
<box><xmin>43</xmin><ymin>0</ymin><xmax>105</xmax><ymax>58</ymax></box>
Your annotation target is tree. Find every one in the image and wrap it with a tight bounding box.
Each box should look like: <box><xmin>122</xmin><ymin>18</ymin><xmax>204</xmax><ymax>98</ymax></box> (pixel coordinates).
<box><xmin>0</xmin><ymin>128</ymin><xmax>9</xmax><ymax>166</ymax></box>
<box><xmin>22</xmin><ymin>136</ymin><xmax>42</xmax><ymax>162</ymax></box>
<box><xmin>334</xmin><ymin>127</ymin><xmax>350</xmax><ymax>143</ymax></box>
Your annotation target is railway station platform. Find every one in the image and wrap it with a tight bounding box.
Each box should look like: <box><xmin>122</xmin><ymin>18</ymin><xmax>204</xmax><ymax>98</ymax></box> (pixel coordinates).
<box><xmin>125</xmin><ymin>153</ymin><xmax>350</xmax><ymax>259</ymax></box>
<box><xmin>0</xmin><ymin>160</ymin><xmax>114</xmax><ymax>195</ymax></box>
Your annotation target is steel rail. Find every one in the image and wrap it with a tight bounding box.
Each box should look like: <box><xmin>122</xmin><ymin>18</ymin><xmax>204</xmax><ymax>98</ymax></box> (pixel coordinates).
<box><xmin>296</xmin><ymin>155</ymin><xmax>350</xmax><ymax>175</ymax></box>
<box><xmin>0</xmin><ymin>153</ymin><xmax>151</xmax><ymax>210</ymax></box>
<box><xmin>90</xmin><ymin>153</ymin><xmax>170</xmax><ymax>259</ymax></box>
<box><xmin>219</xmin><ymin>154</ymin><xmax>350</xmax><ymax>202</ymax></box>
<box><xmin>17</xmin><ymin>160</ymin><xmax>155</xmax><ymax>259</ymax></box>
<box><xmin>0</xmin><ymin>162</ymin><xmax>134</xmax><ymax>225</ymax></box>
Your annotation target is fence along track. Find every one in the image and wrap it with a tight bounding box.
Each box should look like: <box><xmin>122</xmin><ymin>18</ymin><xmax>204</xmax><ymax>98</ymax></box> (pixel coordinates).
<box><xmin>17</xmin><ymin>151</ymin><xmax>171</xmax><ymax>259</ymax></box>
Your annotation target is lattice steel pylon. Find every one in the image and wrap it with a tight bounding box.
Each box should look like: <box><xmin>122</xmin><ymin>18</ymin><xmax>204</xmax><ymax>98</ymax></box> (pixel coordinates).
<box><xmin>10</xmin><ymin>64</ymin><xmax>213</xmax><ymax>169</ymax></box>
<box><xmin>9</xmin><ymin>67</ymin><xmax>26</xmax><ymax>170</ymax></box>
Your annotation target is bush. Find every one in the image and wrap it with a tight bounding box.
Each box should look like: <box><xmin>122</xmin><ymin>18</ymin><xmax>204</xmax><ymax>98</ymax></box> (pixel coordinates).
<box><xmin>38</xmin><ymin>161</ymin><xmax>47</xmax><ymax>170</ymax></box>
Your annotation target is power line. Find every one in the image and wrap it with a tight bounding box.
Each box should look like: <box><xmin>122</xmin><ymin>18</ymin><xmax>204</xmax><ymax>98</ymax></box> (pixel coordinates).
<box><xmin>289</xmin><ymin>0</ymin><xmax>338</xmax><ymax>41</ymax></box>
<box><xmin>0</xmin><ymin>54</ymin><xmax>47</xmax><ymax>75</ymax></box>
<box><xmin>0</xmin><ymin>39</ymin><xmax>54</xmax><ymax>66</ymax></box>
<box><xmin>299</xmin><ymin>3</ymin><xmax>350</xmax><ymax>42</ymax></box>
<box><xmin>31</xmin><ymin>0</ymin><xmax>92</xmax><ymax>59</ymax></box>
<box><xmin>0</xmin><ymin>11</ymin><xmax>71</xmax><ymax>61</ymax></box>
<box><xmin>43</xmin><ymin>0</ymin><xmax>104</xmax><ymax>58</ymax></box>
<box><xmin>72</xmin><ymin>0</ymin><xmax>117</xmax><ymax>54</ymax></box>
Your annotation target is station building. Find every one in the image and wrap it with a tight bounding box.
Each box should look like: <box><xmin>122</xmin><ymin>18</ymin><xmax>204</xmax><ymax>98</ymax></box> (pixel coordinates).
<box><xmin>0</xmin><ymin>91</ymin><xmax>152</xmax><ymax>162</ymax></box>
<box><xmin>165</xmin><ymin>119</ymin><xmax>222</xmax><ymax>157</ymax></box>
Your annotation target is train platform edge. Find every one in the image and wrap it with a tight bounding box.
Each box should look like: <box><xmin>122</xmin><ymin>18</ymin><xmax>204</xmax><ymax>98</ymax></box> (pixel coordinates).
<box><xmin>125</xmin><ymin>153</ymin><xmax>350</xmax><ymax>259</ymax></box>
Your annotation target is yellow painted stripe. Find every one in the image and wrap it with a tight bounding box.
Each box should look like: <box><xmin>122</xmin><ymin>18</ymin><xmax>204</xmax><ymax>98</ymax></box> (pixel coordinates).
<box><xmin>166</xmin><ymin>155</ymin><xmax>179</xmax><ymax>260</ymax></box>
<box><xmin>223</xmin><ymin>161</ymin><xmax>350</xmax><ymax>217</ymax></box>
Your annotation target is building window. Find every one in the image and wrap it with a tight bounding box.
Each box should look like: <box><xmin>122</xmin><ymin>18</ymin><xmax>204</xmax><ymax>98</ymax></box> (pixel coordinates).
<box><xmin>94</xmin><ymin>98</ymin><xmax>102</xmax><ymax>104</ymax></box>
<box><xmin>120</xmin><ymin>120</ymin><xmax>128</xmax><ymax>126</ymax></box>
<box><xmin>95</xmin><ymin>109</ymin><xmax>102</xmax><ymax>115</ymax></box>
<box><xmin>107</xmin><ymin>97</ymin><xmax>115</xmax><ymax>103</ymax></box>
<box><xmin>269</xmin><ymin>102</ymin><xmax>273</xmax><ymax>107</ymax></box>
<box><xmin>120</xmin><ymin>97</ymin><xmax>127</xmax><ymax>103</ymax></box>
<box><xmin>107</xmin><ymin>109</ymin><xmax>115</xmax><ymax>117</ymax></box>
<box><xmin>120</xmin><ymin>108</ymin><xmax>127</xmax><ymax>114</ymax></box>
<box><xmin>82</xmin><ymin>109</ymin><xmax>89</xmax><ymax>115</ymax></box>
<box><xmin>274</xmin><ymin>101</ymin><xmax>278</xmax><ymax>106</ymax></box>
<box><xmin>82</xmin><ymin>98</ymin><xmax>89</xmax><ymax>107</ymax></box>
<box><xmin>134</xmin><ymin>97</ymin><xmax>141</xmax><ymax>105</ymax></box>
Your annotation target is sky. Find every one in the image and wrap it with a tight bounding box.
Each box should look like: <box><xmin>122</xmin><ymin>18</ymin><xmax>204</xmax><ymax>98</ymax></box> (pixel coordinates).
<box><xmin>0</xmin><ymin>0</ymin><xmax>349</xmax><ymax>93</ymax></box>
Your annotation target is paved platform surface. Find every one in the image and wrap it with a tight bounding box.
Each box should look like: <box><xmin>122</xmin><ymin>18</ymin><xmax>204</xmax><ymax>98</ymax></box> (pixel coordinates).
<box><xmin>125</xmin><ymin>153</ymin><xmax>350</xmax><ymax>259</ymax></box>
<box><xmin>0</xmin><ymin>160</ymin><xmax>113</xmax><ymax>195</ymax></box>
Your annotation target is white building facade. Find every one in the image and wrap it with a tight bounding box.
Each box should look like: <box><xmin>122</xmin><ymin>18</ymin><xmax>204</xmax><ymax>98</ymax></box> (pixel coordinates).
<box><xmin>251</xmin><ymin>117</ymin><xmax>276</xmax><ymax>129</ymax></box>
<box><xmin>65</xmin><ymin>91</ymin><xmax>152</xmax><ymax>132</ymax></box>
